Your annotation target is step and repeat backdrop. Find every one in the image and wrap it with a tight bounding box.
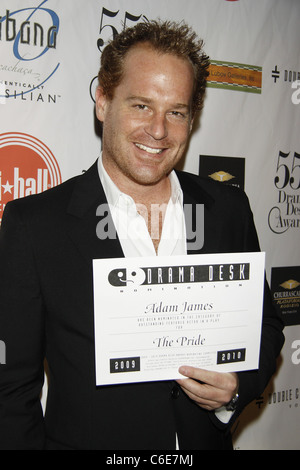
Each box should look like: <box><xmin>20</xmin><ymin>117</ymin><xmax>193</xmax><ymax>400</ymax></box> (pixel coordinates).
<box><xmin>0</xmin><ymin>0</ymin><xmax>299</xmax><ymax>450</ymax></box>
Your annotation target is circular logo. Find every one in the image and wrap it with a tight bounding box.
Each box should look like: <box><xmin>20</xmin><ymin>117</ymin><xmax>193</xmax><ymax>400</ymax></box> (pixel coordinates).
<box><xmin>0</xmin><ymin>132</ymin><xmax>61</xmax><ymax>221</ymax></box>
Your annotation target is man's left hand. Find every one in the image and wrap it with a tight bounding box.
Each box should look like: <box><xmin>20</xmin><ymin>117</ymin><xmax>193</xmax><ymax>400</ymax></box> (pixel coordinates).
<box><xmin>176</xmin><ymin>366</ymin><xmax>239</xmax><ymax>411</ymax></box>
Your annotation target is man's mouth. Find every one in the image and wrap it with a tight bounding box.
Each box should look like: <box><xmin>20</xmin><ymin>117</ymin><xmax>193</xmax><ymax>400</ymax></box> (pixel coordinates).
<box><xmin>135</xmin><ymin>143</ymin><xmax>164</xmax><ymax>155</ymax></box>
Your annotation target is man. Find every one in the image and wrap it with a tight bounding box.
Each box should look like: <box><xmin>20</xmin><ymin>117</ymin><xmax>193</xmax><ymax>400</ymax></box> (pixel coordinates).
<box><xmin>0</xmin><ymin>20</ymin><xmax>284</xmax><ymax>450</ymax></box>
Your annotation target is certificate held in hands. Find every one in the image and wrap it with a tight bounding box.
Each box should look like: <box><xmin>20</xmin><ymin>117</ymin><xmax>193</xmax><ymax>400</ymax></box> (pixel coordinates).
<box><xmin>93</xmin><ymin>252</ymin><xmax>265</xmax><ymax>385</ymax></box>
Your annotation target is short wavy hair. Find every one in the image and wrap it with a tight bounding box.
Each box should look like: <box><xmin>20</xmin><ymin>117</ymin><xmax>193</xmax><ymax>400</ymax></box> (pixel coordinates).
<box><xmin>98</xmin><ymin>19</ymin><xmax>210</xmax><ymax>116</ymax></box>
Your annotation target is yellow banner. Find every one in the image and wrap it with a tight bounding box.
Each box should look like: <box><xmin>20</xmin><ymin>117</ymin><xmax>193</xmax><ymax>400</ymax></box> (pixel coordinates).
<box><xmin>207</xmin><ymin>60</ymin><xmax>262</xmax><ymax>93</ymax></box>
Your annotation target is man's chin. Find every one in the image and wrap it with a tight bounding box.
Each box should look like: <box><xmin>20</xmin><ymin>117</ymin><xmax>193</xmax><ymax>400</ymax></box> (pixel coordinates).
<box><xmin>128</xmin><ymin>168</ymin><xmax>170</xmax><ymax>187</ymax></box>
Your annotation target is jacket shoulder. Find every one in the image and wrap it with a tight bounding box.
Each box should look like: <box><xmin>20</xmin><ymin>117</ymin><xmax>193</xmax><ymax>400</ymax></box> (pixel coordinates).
<box><xmin>3</xmin><ymin>161</ymin><xmax>98</xmax><ymax>219</ymax></box>
<box><xmin>4</xmin><ymin>173</ymin><xmax>78</xmax><ymax>214</ymax></box>
<box><xmin>177</xmin><ymin>170</ymin><xmax>250</xmax><ymax>209</ymax></box>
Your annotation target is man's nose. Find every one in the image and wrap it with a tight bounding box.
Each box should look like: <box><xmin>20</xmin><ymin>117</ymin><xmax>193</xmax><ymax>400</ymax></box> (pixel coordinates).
<box><xmin>145</xmin><ymin>112</ymin><xmax>168</xmax><ymax>140</ymax></box>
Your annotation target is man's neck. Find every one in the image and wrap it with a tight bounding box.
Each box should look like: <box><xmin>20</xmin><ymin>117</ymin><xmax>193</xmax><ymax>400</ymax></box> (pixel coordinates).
<box><xmin>100</xmin><ymin>154</ymin><xmax>172</xmax><ymax>252</ymax></box>
<box><xmin>122</xmin><ymin>178</ymin><xmax>171</xmax><ymax>253</ymax></box>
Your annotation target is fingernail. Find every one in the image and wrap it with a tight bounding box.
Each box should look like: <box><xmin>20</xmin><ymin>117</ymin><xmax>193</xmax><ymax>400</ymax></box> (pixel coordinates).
<box><xmin>179</xmin><ymin>366</ymin><xmax>187</xmax><ymax>375</ymax></box>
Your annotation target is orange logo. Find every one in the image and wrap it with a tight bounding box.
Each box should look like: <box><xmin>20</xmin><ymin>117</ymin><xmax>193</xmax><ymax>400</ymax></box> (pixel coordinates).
<box><xmin>0</xmin><ymin>132</ymin><xmax>61</xmax><ymax>223</ymax></box>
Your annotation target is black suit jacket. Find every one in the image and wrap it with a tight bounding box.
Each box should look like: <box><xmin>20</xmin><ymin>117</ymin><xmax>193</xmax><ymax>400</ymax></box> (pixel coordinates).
<box><xmin>0</xmin><ymin>161</ymin><xmax>284</xmax><ymax>450</ymax></box>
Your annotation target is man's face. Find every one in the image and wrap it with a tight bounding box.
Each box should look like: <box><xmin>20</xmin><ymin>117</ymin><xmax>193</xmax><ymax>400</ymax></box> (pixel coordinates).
<box><xmin>96</xmin><ymin>44</ymin><xmax>195</xmax><ymax>192</ymax></box>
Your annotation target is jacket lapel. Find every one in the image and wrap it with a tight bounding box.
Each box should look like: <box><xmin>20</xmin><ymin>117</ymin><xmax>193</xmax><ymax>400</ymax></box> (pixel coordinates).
<box><xmin>65</xmin><ymin>160</ymin><xmax>124</xmax><ymax>264</ymax></box>
<box><xmin>176</xmin><ymin>171</ymin><xmax>214</xmax><ymax>209</ymax></box>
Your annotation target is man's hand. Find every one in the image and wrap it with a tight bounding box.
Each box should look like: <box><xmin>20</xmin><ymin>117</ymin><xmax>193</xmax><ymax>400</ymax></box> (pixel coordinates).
<box><xmin>176</xmin><ymin>366</ymin><xmax>239</xmax><ymax>411</ymax></box>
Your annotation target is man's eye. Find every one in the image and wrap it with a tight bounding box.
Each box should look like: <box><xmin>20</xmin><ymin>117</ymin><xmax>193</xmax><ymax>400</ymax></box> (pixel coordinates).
<box><xmin>135</xmin><ymin>104</ymin><xmax>147</xmax><ymax>110</ymax></box>
<box><xmin>171</xmin><ymin>111</ymin><xmax>186</xmax><ymax>118</ymax></box>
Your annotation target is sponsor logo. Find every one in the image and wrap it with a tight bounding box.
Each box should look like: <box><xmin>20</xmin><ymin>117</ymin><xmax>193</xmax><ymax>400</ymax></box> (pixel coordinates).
<box><xmin>0</xmin><ymin>132</ymin><xmax>61</xmax><ymax>223</ymax></box>
<box><xmin>271</xmin><ymin>66</ymin><xmax>300</xmax><ymax>105</ymax></box>
<box><xmin>268</xmin><ymin>386</ymin><xmax>300</xmax><ymax>407</ymax></box>
<box><xmin>271</xmin><ymin>266</ymin><xmax>300</xmax><ymax>326</ymax></box>
<box><xmin>252</xmin><ymin>386</ymin><xmax>300</xmax><ymax>412</ymax></box>
<box><xmin>0</xmin><ymin>0</ymin><xmax>60</xmax><ymax>103</ymax></box>
<box><xmin>199</xmin><ymin>155</ymin><xmax>245</xmax><ymax>190</ymax></box>
<box><xmin>207</xmin><ymin>60</ymin><xmax>262</xmax><ymax>94</ymax></box>
<box><xmin>271</xmin><ymin>65</ymin><xmax>300</xmax><ymax>84</ymax></box>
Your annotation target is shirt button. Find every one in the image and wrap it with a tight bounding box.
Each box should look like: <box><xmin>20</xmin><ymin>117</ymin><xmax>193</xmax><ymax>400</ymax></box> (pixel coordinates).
<box><xmin>120</xmin><ymin>194</ymin><xmax>132</xmax><ymax>207</ymax></box>
<box><xmin>171</xmin><ymin>385</ymin><xmax>180</xmax><ymax>399</ymax></box>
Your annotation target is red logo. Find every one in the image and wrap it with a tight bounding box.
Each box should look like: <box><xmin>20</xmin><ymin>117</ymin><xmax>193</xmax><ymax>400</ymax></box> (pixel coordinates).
<box><xmin>0</xmin><ymin>132</ymin><xmax>61</xmax><ymax>223</ymax></box>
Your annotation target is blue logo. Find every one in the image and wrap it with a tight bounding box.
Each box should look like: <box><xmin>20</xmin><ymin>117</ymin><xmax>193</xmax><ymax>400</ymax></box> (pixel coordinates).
<box><xmin>0</xmin><ymin>0</ymin><xmax>60</xmax><ymax>99</ymax></box>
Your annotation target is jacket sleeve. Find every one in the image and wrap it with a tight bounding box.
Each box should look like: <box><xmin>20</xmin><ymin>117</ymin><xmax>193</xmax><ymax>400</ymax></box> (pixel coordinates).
<box><xmin>207</xmin><ymin>187</ymin><xmax>285</xmax><ymax>431</ymax></box>
<box><xmin>0</xmin><ymin>201</ymin><xmax>46</xmax><ymax>449</ymax></box>
<box><xmin>233</xmin><ymin>276</ymin><xmax>284</xmax><ymax>422</ymax></box>
<box><xmin>221</xmin><ymin>190</ymin><xmax>284</xmax><ymax>428</ymax></box>
<box><xmin>236</xmin><ymin>191</ymin><xmax>285</xmax><ymax>419</ymax></box>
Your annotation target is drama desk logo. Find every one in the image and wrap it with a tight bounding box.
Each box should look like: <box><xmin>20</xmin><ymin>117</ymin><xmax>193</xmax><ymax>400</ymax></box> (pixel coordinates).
<box><xmin>108</xmin><ymin>262</ymin><xmax>250</xmax><ymax>288</ymax></box>
<box><xmin>199</xmin><ymin>155</ymin><xmax>245</xmax><ymax>190</ymax></box>
<box><xmin>0</xmin><ymin>132</ymin><xmax>61</xmax><ymax>223</ymax></box>
<box><xmin>271</xmin><ymin>266</ymin><xmax>300</xmax><ymax>326</ymax></box>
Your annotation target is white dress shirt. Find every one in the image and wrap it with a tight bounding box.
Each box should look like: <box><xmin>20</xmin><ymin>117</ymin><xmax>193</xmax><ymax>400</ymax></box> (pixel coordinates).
<box><xmin>98</xmin><ymin>155</ymin><xmax>187</xmax><ymax>258</ymax></box>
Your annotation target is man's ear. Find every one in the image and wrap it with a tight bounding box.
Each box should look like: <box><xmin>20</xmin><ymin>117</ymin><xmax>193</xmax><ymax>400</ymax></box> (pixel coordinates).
<box><xmin>189</xmin><ymin>116</ymin><xmax>194</xmax><ymax>134</ymax></box>
<box><xmin>95</xmin><ymin>86</ymin><xmax>107</xmax><ymax>122</ymax></box>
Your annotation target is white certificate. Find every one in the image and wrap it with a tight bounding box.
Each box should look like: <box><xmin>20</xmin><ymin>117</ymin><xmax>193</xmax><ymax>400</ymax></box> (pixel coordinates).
<box><xmin>93</xmin><ymin>252</ymin><xmax>265</xmax><ymax>385</ymax></box>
